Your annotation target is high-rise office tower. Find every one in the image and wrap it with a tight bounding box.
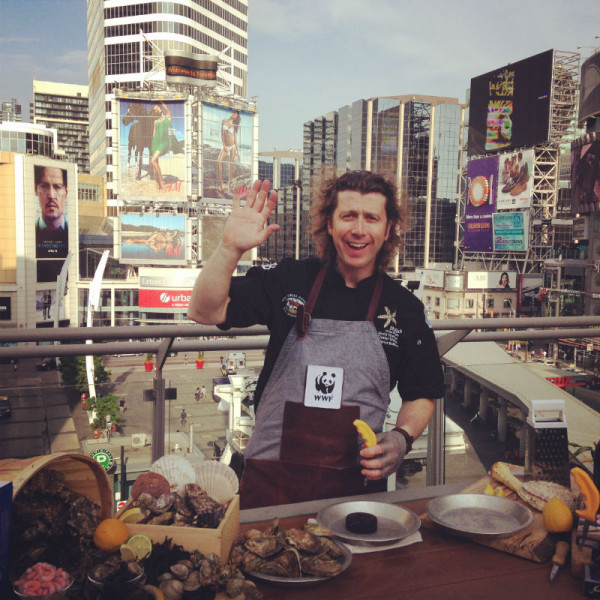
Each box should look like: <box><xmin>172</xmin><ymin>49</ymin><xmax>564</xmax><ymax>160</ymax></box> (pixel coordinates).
<box><xmin>1</xmin><ymin>98</ymin><xmax>22</xmax><ymax>123</ymax></box>
<box><xmin>31</xmin><ymin>81</ymin><xmax>90</xmax><ymax>174</ymax></box>
<box><xmin>86</xmin><ymin>0</ymin><xmax>249</xmax><ymax>204</ymax></box>
<box><xmin>303</xmin><ymin>96</ymin><xmax>463</xmax><ymax>269</ymax></box>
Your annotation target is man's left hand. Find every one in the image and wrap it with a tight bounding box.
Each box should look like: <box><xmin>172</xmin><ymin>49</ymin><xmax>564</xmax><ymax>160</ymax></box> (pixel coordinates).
<box><xmin>359</xmin><ymin>430</ymin><xmax>408</xmax><ymax>480</ymax></box>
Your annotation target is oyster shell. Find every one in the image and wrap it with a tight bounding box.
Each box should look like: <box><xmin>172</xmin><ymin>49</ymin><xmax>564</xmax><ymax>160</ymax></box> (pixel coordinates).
<box><xmin>284</xmin><ymin>528</ymin><xmax>323</xmax><ymax>554</ymax></box>
<box><xmin>244</xmin><ymin>535</ymin><xmax>284</xmax><ymax>558</ymax></box>
<box><xmin>300</xmin><ymin>552</ymin><xmax>344</xmax><ymax>577</ymax></box>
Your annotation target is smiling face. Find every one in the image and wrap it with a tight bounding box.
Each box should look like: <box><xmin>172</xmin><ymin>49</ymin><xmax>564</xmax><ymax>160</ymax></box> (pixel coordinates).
<box><xmin>36</xmin><ymin>167</ymin><xmax>67</xmax><ymax>229</ymax></box>
<box><xmin>327</xmin><ymin>190</ymin><xmax>391</xmax><ymax>287</ymax></box>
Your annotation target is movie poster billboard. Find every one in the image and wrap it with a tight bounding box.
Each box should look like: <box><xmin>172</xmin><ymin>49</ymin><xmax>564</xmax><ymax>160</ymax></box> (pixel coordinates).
<box><xmin>496</xmin><ymin>148</ymin><xmax>534</xmax><ymax>210</ymax></box>
<box><xmin>202</xmin><ymin>103</ymin><xmax>253</xmax><ymax>201</ymax></box>
<box><xmin>34</xmin><ymin>164</ymin><xmax>69</xmax><ymax>259</ymax></box>
<box><xmin>35</xmin><ymin>289</ymin><xmax>64</xmax><ymax>323</ymax></box>
<box><xmin>464</xmin><ymin>156</ymin><xmax>498</xmax><ymax>252</ymax></box>
<box><xmin>119</xmin><ymin>99</ymin><xmax>186</xmax><ymax>199</ymax></box>
<box><xmin>492</xmin><ymin>212</ymin><xmax>529</xmax><ymax>251</ymax></box>
<box><xmin>120</xmin><ymin>214</ymin><xmax>186</xmax><ymax>265</ymax></box>
<box><xmin>571</xmin><ymin>136</ymin><xmax>600</xmax><ymax>214</ymax></box>
<box><xmin>468</xmin><ymin>49</ymin><xmax>553</xmax><ymax>156</ymax></box>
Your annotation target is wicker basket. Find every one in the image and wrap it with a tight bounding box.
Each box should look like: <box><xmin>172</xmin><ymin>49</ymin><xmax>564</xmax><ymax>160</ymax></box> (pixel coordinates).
<box><xmin>0</xmin><ymin>452</ymin><xmax>113</xmax><ymax>518</ymax></box>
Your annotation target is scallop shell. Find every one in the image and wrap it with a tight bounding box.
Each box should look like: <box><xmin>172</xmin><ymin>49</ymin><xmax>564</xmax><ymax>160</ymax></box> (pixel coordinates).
<box><xmin>193</xmin><ymin>460</ymin><xmax>239</xmax><ymax>504</ymax></box>
<box><xmin>150</xmin><ymin>455</ymin><xmax>196</xmax><ymax>493</ymax></box>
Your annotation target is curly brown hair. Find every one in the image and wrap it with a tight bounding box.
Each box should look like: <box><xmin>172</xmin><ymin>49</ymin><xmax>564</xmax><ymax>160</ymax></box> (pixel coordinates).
<box><xmin>310</xmin><ymin>170</ymin><xmax>407</xmax><ymax>269</ymax></box>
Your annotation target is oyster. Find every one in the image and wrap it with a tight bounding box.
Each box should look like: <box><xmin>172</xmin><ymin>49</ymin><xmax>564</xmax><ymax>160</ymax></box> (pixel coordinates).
<box><xmin>300</xmin><ymin>552</ymin><xmax>344</xmax><ymax>577</ymax></box>
<box><xmin>284</xmin><ymin>528</ymin><xmax>323</xmax><ymax>554</ymax></box>
<box><xmin>149</xmin><ymin>492</ymin><xmax>177</xmax><ymax>514</ymax></box>
<box><xmin>244</xmin><ymin>535</ymin><xmax>284</xmax><ymax>558</ymax></box>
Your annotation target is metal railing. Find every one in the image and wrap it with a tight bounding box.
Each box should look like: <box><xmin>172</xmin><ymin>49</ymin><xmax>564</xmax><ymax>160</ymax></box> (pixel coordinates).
<box><xmin>3</xmin><ymin>316</ymin><xmax>600</xmax><ymax>477</ymax></box>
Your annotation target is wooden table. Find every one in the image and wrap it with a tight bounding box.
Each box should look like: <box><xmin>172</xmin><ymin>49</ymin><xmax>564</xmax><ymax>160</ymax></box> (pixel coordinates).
<box><xmin>240</xmin><ymin>494</ymin><xmax>588</xmax><ymax>600</ymax></box>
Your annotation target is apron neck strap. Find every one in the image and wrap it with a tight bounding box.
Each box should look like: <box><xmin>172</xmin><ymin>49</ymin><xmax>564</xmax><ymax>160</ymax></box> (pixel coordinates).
<box><xmin>296</xmin><ymin>263</ymin><xmax>384</xmax><ymax>339</ymax></box>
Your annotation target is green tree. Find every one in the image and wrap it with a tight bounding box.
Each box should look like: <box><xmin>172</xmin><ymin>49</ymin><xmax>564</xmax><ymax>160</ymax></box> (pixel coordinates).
<box><xmin>86</xmin><ymin>393</ymin><xmax>120</xmax><ymax>431</ymax></box>
<box><xmin>60</xmin><ymin>356</ymin><xmax>111</xmax><ymax>393</ymax></box>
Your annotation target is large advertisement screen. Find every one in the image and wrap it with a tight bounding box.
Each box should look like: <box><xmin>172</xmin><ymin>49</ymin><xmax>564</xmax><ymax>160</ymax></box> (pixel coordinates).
<box><xmin>496</xmin><ymin>149</ymin><xmax>534</xmax><ymax>210</ymax></box>
<box><xmin>120</xmin><ymin>214</ymin><xmax>186</xmax><ymax>265</ymax></box>
<box><xmin>464</xmin><ymin>156</ymin><xmax>498</xmax><ymax>252</ymax></box>
<box><xmin>165</xmin><ymin>52</ymin><xmax>218</xmax><ymax>87</ymax></box>
<box><xmin>571</xmin><ymin>136</ymin><xmax>600</xmax><ymax>214</ymax></box>
<box><xmin>119</xmin><ymin>99</ymin><xmax>186</xmax><ymax>199</ymax></box>
<box><xmin>202</xmin><ymin>103</ymin><xmax>253</xmax><ymax>201</ymax></box>
<box><xmin>579</xmin><ymin>51</ymin><xmax>600</xmax><ymax>126</ymax></box>
<box><xmin>467</xmin><ymin>271</ymin><xmax>517</xmax><ymax>290</ymax></box>
<box><xmin>493</xmin><ymin>212</ymin><xmax>529</xmax><ymax>251</ymax></box>
<box><xmin>468</xmin><ymin>50</ymin><xmax>553</xmax><ymax>156</ymax></box>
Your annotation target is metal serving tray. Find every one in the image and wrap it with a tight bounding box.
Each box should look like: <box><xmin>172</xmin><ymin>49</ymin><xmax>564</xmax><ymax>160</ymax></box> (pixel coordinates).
<box><xmin>426</xmin><ymin>493</ymin><xmax>534</xmax><ymax>539</ymax></box>
<box><xmin>316</xmin><ymin>500</ymin><xmax>421</xmax><ymax>545</ymax></box>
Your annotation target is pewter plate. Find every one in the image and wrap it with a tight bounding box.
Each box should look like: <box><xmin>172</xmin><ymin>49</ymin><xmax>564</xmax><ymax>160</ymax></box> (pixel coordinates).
<box><xmin>244</xmin><ymin>538</ymin><xmax>352</xmax><ymax>587</ymax></box>
<box><xmin>426</xmin><ymin>494</ymin><xmax>534</xmax><ymax>539</ymax></box>
<box><xmin>316</xmin><ymin>500</ymin><xmax>421</xmax><ymax>545</ymax></box>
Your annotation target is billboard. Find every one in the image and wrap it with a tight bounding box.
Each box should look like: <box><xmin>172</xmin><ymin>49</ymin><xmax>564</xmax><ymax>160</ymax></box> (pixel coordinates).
<box><xmin>165</xmin><ymin>51</ymin><xmax>218</xmax><ymax>87</ymax></box>
<box><xmin>202</xmin><ymin>103</ymin><xmax>253</xmax><ymax>201</ymax></box>
<box><xmin>464</xmin><ymin>156</ymin><xmax>498</xmax><ymax>252</ymax></box>
<box><xmin>35</xmin><ymin>289</ymin><xmax>65</xmax><ymax>323</ymax></box>
<box><xmin>120</xmin><ymin>214</ymin><xmax>186</xmax><ymax>265</ymax></box>
<box><xmin>119</xmin><ymin>99</ymin><xmax>186</xmax><ymax>199</ymax></box>
<box><xmin>138</xmin><ymin>267</ymin><xmax>198</xmax><ymax>311</ymax></box>
<box><xmin>34</xmin><ymin>165</ymin><xmax>69</xmax><ymax>259</ymax></box>
<box><xmin>571</xmin><ymin>135</ymin><xmax>600</xmax><ymax>214</ymax></box>
<box><xmin>579</xmin><ymin>51</ymin><xmax>600</xmax><ymax>126</ymax></box>
<box><xmin>496</xmin><ymin>149</ymin><xmax>534</xmax><ymax>210</ymax></box>
<box><xmin>467</xmin><ymin>271</ymin><xmax>517</xmax><ymax>290</ymax></box>
<box><xmin>468</xmin><ymin>50</ymin><xmax>553</xmax><ymax>156</ymax></box>
<box><xmin>492</xmin><ymin>212</ymin><xmax>529</xmax><ymax>251</ymax></box>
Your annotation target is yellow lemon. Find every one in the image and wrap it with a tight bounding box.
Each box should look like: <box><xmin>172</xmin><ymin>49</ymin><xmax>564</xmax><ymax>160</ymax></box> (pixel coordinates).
<box><xmin>542</xmin><ymin>497</ymin><xmax>574</xmax><ymax>532</ymax></box>
<box><xmin>119</xmin><ymin>543</ymin><xmax>137</xmax><ymax>562</ymax></box>
<box><xmin>118</xmin><ymin>507</ymin><xmax>145</xmax><ymax>523</ymax></box>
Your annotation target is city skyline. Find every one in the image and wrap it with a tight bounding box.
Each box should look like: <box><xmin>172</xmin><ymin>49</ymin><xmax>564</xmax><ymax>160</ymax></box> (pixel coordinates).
<box><xmin>1</xmin><ymin>0</ymin><xmax>599</xmax><ymax>152</ymax></box>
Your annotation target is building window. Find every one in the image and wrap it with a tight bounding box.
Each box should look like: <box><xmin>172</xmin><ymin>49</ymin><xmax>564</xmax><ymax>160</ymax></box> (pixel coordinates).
<box><xmin>435</xmin><ymin>297</ymin><xmax>440</xmax><ymax>306</ymax></box>
<box><xmin>465</xmin><ymin>299</ymin><xmax>474</xmax><ymax>309</ymax></box>
<box><xmin>487</xmin><ymin>299</ymin><xmax>494</xmax><ymax>309</ymax></box>
<box><xmin>447</xmin><ymin>298</ymin><xmax>459</xmax><ymax>309</ymax></box>
<box><xmin>503</xmin><ymin>299</ymin><xmax>512</xmax><ymax>309</ymax></box>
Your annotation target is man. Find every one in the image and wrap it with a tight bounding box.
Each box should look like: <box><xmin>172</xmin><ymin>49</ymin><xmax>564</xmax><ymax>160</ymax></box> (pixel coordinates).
<box><xmin>200</xmin><ymin>385</ymin><xmax>206</xmax><ymax>401</ymax></box>
<box><xmin>189</xmin><ymin>172</ymin><xmax>444</xmax><ymax>508</ymax></box>
<box><xmin>35</xmin><ymin>166</ymin><xmax>69</xmax><ymax>258</ymax></box>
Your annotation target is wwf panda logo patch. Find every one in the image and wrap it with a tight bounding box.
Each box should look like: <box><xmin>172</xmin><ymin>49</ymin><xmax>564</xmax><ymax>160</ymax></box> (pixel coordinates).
<box><xmin>315</xmin><ymin>371</ymin><xmax>336</xmax><ymax>394</ymax></box>
<box><xmin>304</xmin><ymin>365</ymin><xmax>344</xmax><ymax>410</ymax></box>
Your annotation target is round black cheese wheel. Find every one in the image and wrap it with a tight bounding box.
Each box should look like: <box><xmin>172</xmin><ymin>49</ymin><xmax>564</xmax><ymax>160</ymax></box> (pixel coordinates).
<box><xmin>345</xmin><ymin>511</ymin><xmax>377</xmax><ymax>534</ymax></box>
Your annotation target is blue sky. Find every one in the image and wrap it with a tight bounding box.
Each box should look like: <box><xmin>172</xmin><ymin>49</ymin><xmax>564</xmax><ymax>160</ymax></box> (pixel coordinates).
<box><xmin>1</xmin><ymin>0</ymin><xmax>600</xmax><ymax>151</ymax></box>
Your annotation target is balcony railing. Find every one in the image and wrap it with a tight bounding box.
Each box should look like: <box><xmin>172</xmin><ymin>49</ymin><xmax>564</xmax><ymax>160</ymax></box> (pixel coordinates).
<box><xmin>2</xmin><ymin>316</ymin><xmax>600</xmax><ymax>483</ymax></box>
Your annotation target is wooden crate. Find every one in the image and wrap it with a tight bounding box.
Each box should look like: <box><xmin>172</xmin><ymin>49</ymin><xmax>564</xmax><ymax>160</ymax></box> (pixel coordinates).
<box><xmin>124</xmin><ymin>494</ymin><xmax>240</xmax><ymax>560</ymax></box>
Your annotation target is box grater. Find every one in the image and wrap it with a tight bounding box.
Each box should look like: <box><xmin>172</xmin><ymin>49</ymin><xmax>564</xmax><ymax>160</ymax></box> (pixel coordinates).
<box><xmin>524</xmin><ymin>399</ymin><xmax>570</xmax><ymax>487</ymax></box>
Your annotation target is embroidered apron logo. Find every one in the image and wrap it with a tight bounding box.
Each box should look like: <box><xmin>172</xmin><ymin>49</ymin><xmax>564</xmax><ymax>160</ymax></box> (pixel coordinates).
<box><xmin>261</xmin><ymin>262</ymin><xmax>278</xmax><ymax>270</ymax></box>
<box><xmin>282</xmin><ymin>294</ymin><xmax>305</xmax><ymax>318</ymax></box>
<box><xmin>304</xmin><ymin>365</ymin><xmax>344</xmax><ymax>409</ymax></box>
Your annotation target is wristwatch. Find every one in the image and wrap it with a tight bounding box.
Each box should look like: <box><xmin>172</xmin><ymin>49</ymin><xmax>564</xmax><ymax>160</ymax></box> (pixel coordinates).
<box><xmin>392</xmin><ymin>427</ymin><xmax>414</xmax><ymax>454</ymax></box>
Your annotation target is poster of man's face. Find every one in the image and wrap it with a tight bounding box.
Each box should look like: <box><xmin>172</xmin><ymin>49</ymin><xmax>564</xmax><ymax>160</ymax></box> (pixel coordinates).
<box><xmin>35</xmin><ymin>165</ymin><xmax>69</xmax><ymax>259</ymax></box>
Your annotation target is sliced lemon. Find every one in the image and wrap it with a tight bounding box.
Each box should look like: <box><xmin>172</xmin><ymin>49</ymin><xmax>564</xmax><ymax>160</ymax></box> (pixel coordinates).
<box><xmin>495</xmin><ymin>486</ymin><xmax>505</xmax><ymax>498</ymax></box>
<box><xmin>143</xmin><ymin>584</ymin><xmax>165</xmax><ymax>600</ymax></box>
<box><xmin>484</xmin><ymin>483</ymin><xmax>495</xmax><ymax>495</ymax></box>
<box><xmin>119</xmin><ymin>543</ymin><xmax>137</xmax><ymax>562</ymax></box>
<box><xmin>127</xmin><ymin>534</ymin><xmax>153</xmax><ymax>560</ymax></box>
<box><xmin>118</xmin><ymin>507</ymin><xmax>145</xmax><ymax>523</ymax></box>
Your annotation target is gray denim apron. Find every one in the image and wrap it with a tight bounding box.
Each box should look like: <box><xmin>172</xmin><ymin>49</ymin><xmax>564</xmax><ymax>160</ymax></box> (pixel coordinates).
<box><xmin>240</xmin><ymin>264</ymin><xmax>391</xmax><ymax>509</ymax></box>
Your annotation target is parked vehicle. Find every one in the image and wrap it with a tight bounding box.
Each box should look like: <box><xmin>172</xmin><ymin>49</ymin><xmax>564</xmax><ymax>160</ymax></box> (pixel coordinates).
<box><xmin>585</xmin><ymin>376</ymin><xmax>600</xmax><ymax>390</ymax></box>
<box><xmin>36</xmin><ymin>357</ymin><xmax>57</xmax><ymax>371</ymax></box>
<box><xmin>0</xmin><ymin>396</ymin><xmax>11</xmax><ymax>418</ymax></box>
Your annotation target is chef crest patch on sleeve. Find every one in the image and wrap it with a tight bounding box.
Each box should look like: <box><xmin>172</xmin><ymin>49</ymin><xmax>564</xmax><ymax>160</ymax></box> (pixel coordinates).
<box><xmin>282</xmin><ymin>294</ymin><xmax>306</xmax><ymax>318</ymax></box>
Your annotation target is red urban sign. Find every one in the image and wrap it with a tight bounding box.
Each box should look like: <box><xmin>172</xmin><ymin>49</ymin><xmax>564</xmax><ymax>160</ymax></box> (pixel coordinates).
<box><xmin>139</xmin><ymin>289</ymin><xmax>192</xmax><ymax>309</ymax></box>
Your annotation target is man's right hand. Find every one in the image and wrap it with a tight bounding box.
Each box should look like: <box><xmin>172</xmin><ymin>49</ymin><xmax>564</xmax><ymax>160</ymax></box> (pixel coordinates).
<box><xmin>221</xmin><ymin>179</ymin><xmax>280</xmax><ymax>256</ymax></box>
